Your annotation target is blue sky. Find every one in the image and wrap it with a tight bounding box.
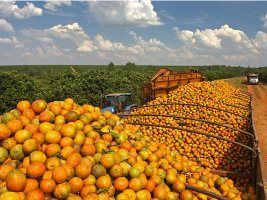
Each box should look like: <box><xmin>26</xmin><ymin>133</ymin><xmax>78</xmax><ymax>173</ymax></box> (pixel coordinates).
<box><xmin>0</xmin><ymin>1</ymin><xmax>267</xmax><ymax>66</ymax></box>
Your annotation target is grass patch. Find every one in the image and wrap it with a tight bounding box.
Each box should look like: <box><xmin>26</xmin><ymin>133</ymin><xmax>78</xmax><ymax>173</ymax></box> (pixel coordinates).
<box><xmin>221</xmin><ymin>77</ymin><xmax>247</xmax><ymax>91</ymax></box>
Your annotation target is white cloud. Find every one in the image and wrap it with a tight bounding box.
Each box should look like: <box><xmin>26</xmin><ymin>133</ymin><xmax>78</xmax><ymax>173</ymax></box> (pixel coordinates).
<box><xmin>253</xmin><ymin>31</ymin><xmax>267</xmax><ymax>50</ymax></box>
<box><xmin>129</xmin><ymin>30</ymin><xmax>176</xmax><ymax>58</ymax></box>
<box><xmin>88</xmin><ymin>0</ymin><xmax>162</xmax><ymax>27</ymax></box>
<box><xmin>173</xmin><ymin>27</ymin><xmax>195</xmax><ymax>43</ymax></box>
<box><xmin>0</xmin><ymin>1</ymin><xmax>42</xmax><ymax>19</ymax></box>
<box><xmin>77</xmin><ymin>40</ymin><xmax>95</xmax><ymax>53</ymax></box>
<box><xmin>173</xmin><ymin>24</ymin><xmax>267</xmax><ymax>65</ymax></box>
<box><xmin>0</xmin><ymin>19</ymin><xmax>14</xmax><ymax>32</ymax></box>
<box><xmin>49</xmin><ymin>22</ymin><xmax>93</xmax><ymax>52</ymax></box>
<box><xmin>44</xmin><ymin>1</ymin><xmax>71</xmax><ymax>11</ymax></box>
<box><xmin>39</xmin><ymin>37</ymin><xmax>54</xmax><ymax>44</ymax></box>
<box><xmin>23</xmin><ymin>22</ymin><xmax>92</xmax><ymax>53</ymax></box>
<box><xmin>7</xmin><ymin>22</ymin><xmax>267</xmax><ymax>66</ymax></box>
<box><xmin>93</xmin><ymin>35</ymin><xmax>126</xmax><ymax>51</ymax></box>
<box><xmin>173</xmin><ymin>24</ymin><xmax>256</xmax><ymax>52</ymax></box>
<box><xmin>174</xmin><ymin>26</ymin><xmax>222</xmax><ymax>48</ymax></box>
<box><xmin>36</xmin><ymin>45</ymin><xmax>64</xmax><ymax>57</ymax></box>
<box><xmin>0</xmin><ymin>36</ymin><xmax>23</xmax><ymax>48</ymax></box>
<box><xmin>261</xmin><ymin>13</ymin><xmax>267</xmax><ymax>29</ymax></box>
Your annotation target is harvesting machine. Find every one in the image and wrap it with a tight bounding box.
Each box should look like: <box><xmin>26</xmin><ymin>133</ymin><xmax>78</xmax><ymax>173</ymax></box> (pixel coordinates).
<box><xmin>142</xmin><ymin>68</ymin><xmax>205</xmax><ymax>102</ymax></box>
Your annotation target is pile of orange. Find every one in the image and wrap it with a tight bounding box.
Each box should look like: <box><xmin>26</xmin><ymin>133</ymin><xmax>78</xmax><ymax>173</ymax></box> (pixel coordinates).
<box><xmin>0</xmin><ymin>98</ymin><xmax>255</xmax><ymax>199</ymax></box>
<box><xmin>126</xmin><ymin>81</ymin><xmax>253</xmax><ymax>182</ymax></box>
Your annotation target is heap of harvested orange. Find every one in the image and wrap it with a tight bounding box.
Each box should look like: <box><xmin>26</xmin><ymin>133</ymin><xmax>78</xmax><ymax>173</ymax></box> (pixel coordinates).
<box><xmin>0</xmin><ymin>98</ymin><xmax>256</xmax><ymax>199</ymax></box>
<box><xmin>126</xmin><ymin>81</ymin><xmax>253</xmax><ymax>177</ymax></box>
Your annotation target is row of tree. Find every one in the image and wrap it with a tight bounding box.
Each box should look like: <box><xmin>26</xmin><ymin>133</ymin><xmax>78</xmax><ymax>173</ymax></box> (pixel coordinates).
<box><xmin>0</xmin><ymin>65</ymin><xmax>266</xmax><ymax>113</ymax></box>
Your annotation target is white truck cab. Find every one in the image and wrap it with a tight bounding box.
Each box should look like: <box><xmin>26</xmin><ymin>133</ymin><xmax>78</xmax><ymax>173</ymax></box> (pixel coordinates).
<box><xmin>247</xmin><ymin>74</ymin><xmax>259</xmax><ymax>85</ymax></box>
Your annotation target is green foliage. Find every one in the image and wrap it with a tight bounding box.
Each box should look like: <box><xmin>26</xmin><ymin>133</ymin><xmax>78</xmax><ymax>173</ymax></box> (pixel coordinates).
<box><xmin>125</xmin><ymin>62</ymin><xmax>136</xmax><ymax>68</ymax></box>
<box><xmin>0</xmin><ymin>65</ymin><xmax>266</xmax><ymax>114</ymax></box>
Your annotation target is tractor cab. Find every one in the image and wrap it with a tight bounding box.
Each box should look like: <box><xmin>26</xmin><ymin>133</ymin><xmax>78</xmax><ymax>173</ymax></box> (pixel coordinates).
<box><xmin>100</xmin><ymin>93</ymin><xmax>136</xmax><ymax>113</ymax></box>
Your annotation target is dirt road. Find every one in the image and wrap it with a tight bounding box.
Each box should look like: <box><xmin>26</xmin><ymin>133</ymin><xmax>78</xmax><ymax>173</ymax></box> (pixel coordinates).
<box><xmin>247</xmin><ymin>85</ymin><xmax>267</xmax><ymax>188</ymax></box>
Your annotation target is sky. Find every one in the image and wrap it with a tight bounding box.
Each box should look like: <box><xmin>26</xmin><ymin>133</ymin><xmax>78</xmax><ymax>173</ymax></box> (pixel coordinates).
<box><xmin>0</xmin><ymin>1</ymin><xmax>267</xmax><ymax>66</ymax></box>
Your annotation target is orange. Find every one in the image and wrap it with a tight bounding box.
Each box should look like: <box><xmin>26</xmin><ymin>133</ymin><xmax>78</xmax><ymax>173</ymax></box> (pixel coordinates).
<box><xmin>29</xmin><ymin>151</ymin><xmax>46</xmax><ymax>163</ymax></box>
<box><xmin>40</xmin><ymin>178</ymin><xmax>56</xmax><ymax>194</ymax></box>
<box><xmin>74</xmin><ymin>120</ymin><xmax>84</xmax><ymax>131</ymax></box>
<box><xmin>123</xmin><ymin>189</ymin><xmax>136</xmax><ymax>199</ymax></box>
<box><xmin>2</xmin><ymin>138</ymin><xmax>16</xmax><ymax>150</ymax></box>
<box><xmin>39</xmin><ymin>122</ymin><xmax>53</xmax><ymax>134</ymax></box>
<box><xmin>145</xmin><ymin>179</ymin><xmax>156</xmax><ymax>193</ymax></box>
<box><xmin>172</xmin><ymin>180</ymin><xmax>185</xmax><ymax>193</ymax></box>
<box><xmin>60</xmin><ymin>137</ymin><xmax>74</xmax><ymax>147</ymax></box>
<box><xmin>79</xmin><ymin>115</ymin><xmax>90</xmax><ymax>125</ymax></box>
<box><xmin>52</xmin><ymin>166</ymin><xmax>68</xmax><ymax>183</ymax></box>
<box><xmin>96</xmin><ymin>175</ymin><xmax>112</xmax><ymax>189</ymax></box>
<box><xmin>110</xmin><ymin>164</ymin><xmax>123</xmax><ymax>178</ymax></box>
<box><xmin>0</xmin><ymin>165</ymin><xmax>14</xmax><ymax>181</ymax></box>
<box><xmin>1</xmin><ymin>111</ymin><xmax>15</xmax><ymax>123</ymax></box>
<box><xmin>50</xmin><ymin>102</ymin><xmax>62</xmax><ymax>116</ymax></box>
<box><xmin>61</xmin><ymin>146</ymin><xmax>74</xmax><ymax>159</ymax></box>
<box><xmin>45</xmin><ymin>131</ymin><xmax>61</xmax><ymax>144</ymax></box>
<box><xmin>25</xmin><ymin>124</ymin><xmax>39</xmax><ymax>134</ymax></box>
<box><xmin>45</xmin><ymin>157</ymin><xmax>61</xmax><ymax>171</ymax></box>
<box><xmin>0</xmin><ymin>192</ymin><xmax>21</xmax><ymax>200</ymax></box>
<box><xmin>62</xmin><ymin>164</ymin><xmax>75</xmax><ymax>181</ymax></box>
<box><xmin>25</xmin><ymin>189</ymin><xmax>45</xmax><ymax>200</ymax></box>
<box><xmin>6</xmin><ymin>119</ymin><xmax>23</xmax><ymax>133</ymax></box>
<box><xmin>53</xmin><ymin>182</ymin><xmax>71</xmax><ymax>199</ymax></box>
<box><xmin>39</xmin><ymin>111</ymin><xmax>55</xmax><ymax>122</ymax></box>
<box><xmin>22</xmin><ymin>109</ymin><xmax>35</xmax><ymax>120</ymax></box>
<box><xmin>83</xmin><ymin>125</ymin><xmax>93</xmax><ymax>133</ymax></box>
<box><xmin>64</xmin><ymin>98</ymin><xmax>74</xmax><ymax>105</ymax></box>
<box><xmin>23</xmin><ymin>178</ymin><xmax>39</xmax><ymax>193</ymax></box>
<box><xmin>14</xmin><ymin>129</ymin><xmax>32</xmax><ymax>144</ymax></box>
<box><xmin>17</xmin><ymin>101</ymin><xmax>31</xmax><ymax>112</ymax></box>
<box><xmin>0</xmin><ymin>147</ymin><xmax>8</xmax><ymax>164</ymax></box>
<box><xmin>69</xmin><ymin>177</ymin><xmax>83</xmax><ymax>194</ymax></box>
<box><xmin>64</xmin><ymin>111</ymin><xmax>79</xmax><ymax>122</ymax></box>
<box><xmin>67</xmin><ymin>153</ymin><xmax>82</xmax><ymax>167</ymax></box>
<box><xmin>0</xmin><ymin>123</ymin><xmax>11</xmax><ymax>141</ymax></box>
<box><xmin>180</xmin><ymin>190</ymin><xmax>193</xmax><ymax>200</ymax></box>
<box><xmin>26</xmin><ymin>162</ymin><xmax>45</xmax><ymax>178</ymax></box>
<box><xmin>6</xmin><ymin>169</ymin><xmax>27</xmax><ymax>192</ymax></box>
<box><xmin>114</xmin><ymin>177</ymin><xmax>128</xmax><ymax>191</ymax></box>
<box><xmin>19</xmin><ymin>115</ymin><xmax>30</xmax><ymax>126</ymax></box>
<box><xmin>54</xmin><ymin>115</ymin><xmax>65</xmax><ymax>125</ymax></box>
<box><xmin>45</xmin><ymin>143</ymin><xmax>61</xmax><ymax>157</ymax></box>
<box><xmin>60</xmin><ymin>124</ymin><xmax>76</xmax><ymax>138</ymax></box>
<box><xmin>91</xmin><ymin>164</ymin><xmax>106</xmax><ymax>179</ymax></box>
<box><xmin>23</xmin><ymin>139</ymin><xmax>38</xmax><ymax>154</ymax></box>
<box><xmin>81</xmin><ymin>144</ymin><xmax>95</xmax><ymax>156</ymax></box>
<box><xmin>153</xmin><ymin>185</ymin><xmax>167</xmax><ymax>200</ymax></box>
<box><xmin>31</xmin><ymin>99</ymin><xmax>47</xmax><ymax>114</ymax></box>
<box><xmin>10</xmin><ymin>144</ymin><xmax>24</xmax><ymax>160</ymax></box>
<box><xmin>102</xmin><ymin>133</ymin><xmax>113</xmax><ymax>142</ymax></box>
<box><xmin>75</xmin><ymin>163</ymin><xmax>91</xmax><ymax>179</ymax></box>
<box><xmin>100</xmin><ymin>153</ymin><xmax>115</xmax><ymax>169</ymax></box>
<box><xmin>73</xmin><ymin>131</ymin><xmax>85</xmax><ymax>145</ymax></box>
<box><xmin>136</xmin><ymin>190</ymin><xmax>152</xmax><ymax>200</ymax></box>
<box><xmin>129</xmin><ymin>178</ymin><xmax>143</xmax><ymax>192</ymax></box>
<box><xmin>32</xmin><ymin>132</ymin><xmax>45</xmax><ymax>145</ymax></box>
<box><xmin>80</xmin><ymin>185</ymin><xmax>97</xmax><ymax>198</ymax></box>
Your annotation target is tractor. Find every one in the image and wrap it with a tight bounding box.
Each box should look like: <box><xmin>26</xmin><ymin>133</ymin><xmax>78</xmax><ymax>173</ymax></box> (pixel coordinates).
<box><xmin>100</xmin><ymin>93</ymin><xmax>137</xmax><ymax>113</ymax></box>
